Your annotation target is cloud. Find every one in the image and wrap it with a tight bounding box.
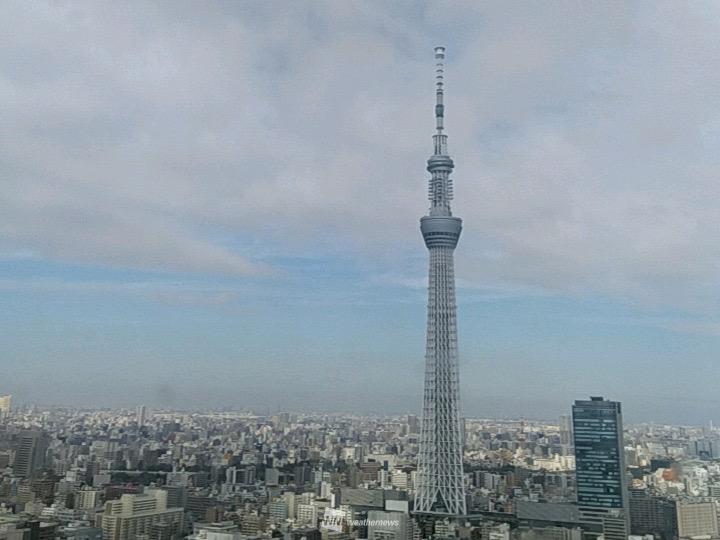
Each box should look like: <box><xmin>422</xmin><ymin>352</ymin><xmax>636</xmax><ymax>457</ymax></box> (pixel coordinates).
<box><xmin>1</xmin><ymin>2</ymin><xmax>720</xmax><ymax>307</ymax></box>
<box><xmin>147</xmin><ymin>289</ymin><xmax>239</xmax><ymax>307</ymax></box>
<box><xmin>0</xmin><ymin>276</ymin><xmax>241</xmax><ymax>306</ymax></box>
<box><xmin>660</xmin><ymin>320</ymin><xmax>720</xmax><ymax>337</ymax></box>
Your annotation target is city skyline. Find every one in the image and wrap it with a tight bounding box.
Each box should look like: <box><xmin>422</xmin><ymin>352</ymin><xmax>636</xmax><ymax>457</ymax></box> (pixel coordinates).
<box><xmin>1</xmin><ymin>395</ymin><xmax>717</xmax><ymax>540</ymax></box>
<box><xmin>3</xmin><ymin>2</ymin><xmax>720</xmax><ymax>424</ymax></box>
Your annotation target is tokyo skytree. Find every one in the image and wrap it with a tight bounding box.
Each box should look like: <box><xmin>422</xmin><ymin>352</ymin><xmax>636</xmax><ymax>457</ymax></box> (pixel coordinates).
<box><xmin>415</xmin><ymin>47</ymin><xmax>467</xmax><ymax>517</ymax></box>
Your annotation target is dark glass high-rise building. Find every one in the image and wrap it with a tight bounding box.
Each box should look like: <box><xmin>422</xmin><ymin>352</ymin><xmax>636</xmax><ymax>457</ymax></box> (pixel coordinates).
<box><xmin>628</xmin><ymin>488</ymin><xmax>678</xmax><ymax>540</ymax></box>
<box><xmin>572</xmin><ymin>397</ymin><xmax>629</xmax><ymax>540</ymax></box>
<box><xmin>12</xmin><ymin>430</ymin><xmax>49</xmax><ymax>479</ymax></box>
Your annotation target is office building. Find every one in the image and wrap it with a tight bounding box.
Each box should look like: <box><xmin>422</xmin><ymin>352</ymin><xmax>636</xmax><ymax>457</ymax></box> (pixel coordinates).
<box><xmin>13</xmin><ymin>431</ymin><xmax>49</xmax><ymax>479</ymax></box>
<box><xmin>367</xmin><ymin>511</ymin><xmax>412</xmax><ymax>540</ymax></box>
<box><xmin>0</xmin><ymin>395</ymin><xmax>11</xmax><ymax>420</ymax></box>
<box><xmin>572</xmin><ymin>397</ymin><xmax>628</xmax><ymax>540</ymax></box>
<box><xmin>676</xmin><ymin>499</ymin><xmax>719</xmax><ymax>538</ymax></box>
<box><xmin>136</xmin><ymin>405</ymin><xmax>147</xmax><ymax>427</ymax></box>
<box><xmin>628</xmin><ymin>488</ymin><xmax>677</xmax><ymax>540</ymax></box>
<box><xmin>559</xmin><ymin>415</ymin><xmax>573</xmax><ymax>446</ymax></box>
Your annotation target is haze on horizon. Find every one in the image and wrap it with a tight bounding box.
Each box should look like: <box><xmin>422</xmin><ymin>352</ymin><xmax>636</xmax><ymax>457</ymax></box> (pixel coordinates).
<box><xmin>2</xmin><ymin>1</ymin><xmax>720</xmax><ymax>426</ymax></box>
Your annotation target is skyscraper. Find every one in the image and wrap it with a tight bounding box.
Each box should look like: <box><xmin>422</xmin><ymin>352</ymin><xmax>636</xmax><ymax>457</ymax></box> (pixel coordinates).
<box><xmin>13</xmin><ymin>430</ymin><xmax>49</xmax><ymax>479</ymax></box>
<box><xmin>572</xmin><ymin>397</ymin><xmax>629</xmax><ymax>540</ymax></box>
<box><xmin>0</xmin><ymin>395</ymin><xmax>11</xmax><ymax>420</ymax></box>
<box><xmin>415</xmin><ymin>47</ymin><xmax>466</xmax><ymax>517</ymax></box>
<box><xmin>559</xmin><ymin>414</ymin><xmax>574</xmax><ymax>446</ymax></box>
<box><xmin>136</xmin><ymin>404</ymin><xmax>147</xmax><ymax>427</ymax></box>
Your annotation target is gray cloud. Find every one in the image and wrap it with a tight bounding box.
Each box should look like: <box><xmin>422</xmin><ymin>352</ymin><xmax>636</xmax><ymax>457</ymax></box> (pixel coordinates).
<box><xmin>1</xmin><ymin>1</ymin><xmax>720</xmax><ymax>307</ymax></box>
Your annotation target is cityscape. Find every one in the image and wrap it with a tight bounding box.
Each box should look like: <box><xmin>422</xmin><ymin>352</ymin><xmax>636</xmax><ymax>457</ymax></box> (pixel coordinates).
<box><xmin>3</xmin><ymin>2</ymin><xmax>720</xmax><ymax>540</ymax></box>
<box><xmin>2</xmin><ymin>399</ymin><xmax>720</xmax><ymax>540</ymax></box>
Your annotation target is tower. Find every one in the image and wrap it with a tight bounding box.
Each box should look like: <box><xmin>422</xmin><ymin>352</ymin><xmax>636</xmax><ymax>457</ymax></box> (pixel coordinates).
<box><xmin>415</xmin><ymin>47</ymin><xmax>467</xmax><ymax>517</ymax></box>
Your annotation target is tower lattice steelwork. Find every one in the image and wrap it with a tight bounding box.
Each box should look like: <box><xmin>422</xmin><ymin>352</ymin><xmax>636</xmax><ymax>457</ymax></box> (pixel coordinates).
<box><xmin>415</xmin><ymin>46</ymin><xmax>467</xmax><ymax>517</ymax></box>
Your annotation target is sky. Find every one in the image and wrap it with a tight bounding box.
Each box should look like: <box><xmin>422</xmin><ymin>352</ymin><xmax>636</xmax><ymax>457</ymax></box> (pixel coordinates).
<box><xmin>2</xmin><ymin>1</ymin><xmax>720</xmax><ymax>424</ymax></box>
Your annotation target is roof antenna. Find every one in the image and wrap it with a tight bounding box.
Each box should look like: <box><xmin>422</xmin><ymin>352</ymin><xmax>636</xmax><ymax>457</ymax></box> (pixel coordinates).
<box><xmin>434</xmin><ymin>46</ymin><xmax>445</xmax><ymax>135</ymax></box>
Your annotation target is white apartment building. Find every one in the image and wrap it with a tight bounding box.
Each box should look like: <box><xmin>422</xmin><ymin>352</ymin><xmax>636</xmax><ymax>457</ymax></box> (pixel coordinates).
<box><xmin>98</xmin><ymin>489</ymin><xmax>183</xmax><ymax>540</ymax></box>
